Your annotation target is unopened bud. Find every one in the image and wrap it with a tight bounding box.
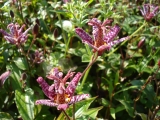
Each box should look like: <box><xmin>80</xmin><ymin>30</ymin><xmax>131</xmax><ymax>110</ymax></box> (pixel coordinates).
<box><xmin>25</xmin><ymin>18</ymin><xmax>30</xmax><ymax>25</ymax></box>
<box><xmin>158</xmin><ymin>60</ymin><xmax>160</xmax><ymax>68</ymax></box>
<box><xmin>138</xmin><ymin>38</ymin><xmax>145</xmax><ymax>48</ymax></box>
<box><xmin>10</xmin><ymin>10</ymin><xmax>14</xmax><ymax>18</ymax></box>
<box><xmin>21</xmin><ymin>73</ymin><xmax>27</xmax><ymax>80</ymax></box>
<box><xmin>36</xmin><ymin>19</ymin><xmax>40</xmax><ymax>25</ymax></box>
<box><xmin>33</xmin><ymin>24</ymin><xmax>39</xmax><ymax>35</ymax></box>
<box><xmin>53</xmin><ymin>28</ymin><xmax>58</xmax><ymax>38</ymax></box>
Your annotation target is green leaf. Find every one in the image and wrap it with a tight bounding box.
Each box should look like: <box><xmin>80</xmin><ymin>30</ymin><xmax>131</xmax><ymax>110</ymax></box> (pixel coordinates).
<box><xmin>13</xmin><ymin>57</ymin><xmax>28</xmax><ymax>70</ymax></box>
<box><xmin>82</xmin><ymin>54</ymin><xmax>91</xmax><ymax>62</ymax></box>
<box><xmin>114</xmin><ymin>71</ymin><xmax>120</xmax><ymax>86</ymax></box>
<box><xmin>127</xmin><ymin>50</ymin><xmax>143</xmax><ymax>57</ymax></box>
<box><xmin>136</xmin><ymin>113</ymin><xmax>147</xmax><ymax>120</ymax></box>
<box><xmin>110</xmin><ymin>108</ymin><xmax>116</xmax><ymax>119</ymax></box>
<box><xmin>131</xmin><ymin>80</ymin><xmax>156</xmax><ymax>103</ymax></box>
<box><xmin>115</xmin><ymin>105</ymin><xmax>125</xmax><ymax>113</ymax></box>
<box><xmin>114</xmin><ymin>86</ymin><xmax>139</xmax><ymax>95</ymax></box>
<box><xmin>101</xmin><ymin>98</ymin><xmax>109</xmax><ymax>107</ymax></box>
<box><xmin>0</xmin><ymin>112</ymin><xmax>14</xmax><ymax>120</ymax></box>
<box><xmin>105</xmin><ymin>79</ymin><xmax>113</xmax><ymax>100</ymax></box>
<box><xmin>15</xmin><ymin>88</ymin><xmax>35</xmax><ymax>120</ymax></box>
<box><xmin>118</xmin><ymin>100</ymin><xmax>134</xmax><ymax>117</ymax></box>
<box><xmin>83</xmin><ymin>106</ymin><xmax>103</xmax><ymax>119</ymax></box>
<box><xmin>6</xmin><ymin>63</ymin><xmax>21</xmax><ymax>90</ymax></box>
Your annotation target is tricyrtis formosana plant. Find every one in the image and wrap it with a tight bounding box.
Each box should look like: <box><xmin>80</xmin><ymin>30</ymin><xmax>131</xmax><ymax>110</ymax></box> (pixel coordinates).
<box><xmin>0</xmin><ymin>0</ymin><xmax>160</xmax><ymax>120</ymax></box>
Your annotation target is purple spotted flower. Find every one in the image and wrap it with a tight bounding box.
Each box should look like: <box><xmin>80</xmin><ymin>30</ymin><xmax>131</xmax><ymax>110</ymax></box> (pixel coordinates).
<box><xmin>140</xmin><ymin>4</ymin><xmax>159</xmax><ymax>21</ymax></box>
<box><xmin>35</xmin><ymin>68</ymin><xmax>90</xmax><ymax>110</ymax></box>
<box><xmin>31</xmin><ymin>50</ymin><xmax>44</xmax><ymax>64</ymax></box>
<box><xmin>0</xmin><ymin>23</ymin><xmax>31</xmax><ymax>45</ymax></box>
<box><xmin>75</xmin><ymin>18</ymin><xmax>129</xmax><ymax>55</ymax></box>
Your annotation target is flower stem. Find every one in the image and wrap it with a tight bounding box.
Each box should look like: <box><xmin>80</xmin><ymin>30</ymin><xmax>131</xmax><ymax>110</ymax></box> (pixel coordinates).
<box><xmin>80</xmin><ymin>52</ymin><xmax>98</xmax><ymax>90</ymax></box>
<box><xmin>27</xmin><ymin>35</ymin><xmax>36</xmax><ymax>57</ymax></box>
<box><xmin>72</xmin><ymin>103</ymin><xmax>75</xmax><ymax>120</ymax></box>
<box><xmin>62</xmin><ymin>110</ymin><xmax>70</xmax><ymax>120</ymax></box>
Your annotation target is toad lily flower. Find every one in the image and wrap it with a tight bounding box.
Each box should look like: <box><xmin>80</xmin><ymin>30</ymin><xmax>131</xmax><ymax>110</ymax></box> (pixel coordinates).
<box><xmin>0</xmin><ymin>23</ymin><xmax>31</xmax><ymax>45</ymax></box>
<box><xmin>140</xmin><ymin>4</ymin><xmax>159</xmax><ymax>21</ymax></box>
<box><xmin>75</xmin><ymin>18</ymin><xmax>129</xmax><ymax>55</ymax></box>
<box><xmin>35</xmin><ymin>68</ymin><xmax>90</xmax><ymax>110</ymax></box>
<box><xmin>31</xmin><ymin>50</ymin><xmax>44</xmax><ymax>64</ymax></box>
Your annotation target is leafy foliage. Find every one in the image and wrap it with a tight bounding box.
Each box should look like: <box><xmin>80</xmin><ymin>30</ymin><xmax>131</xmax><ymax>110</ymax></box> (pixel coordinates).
<box><xmin>0</xmin><ymin>0</ymin><xmax>160</xmax><ymax>120</ymax></box>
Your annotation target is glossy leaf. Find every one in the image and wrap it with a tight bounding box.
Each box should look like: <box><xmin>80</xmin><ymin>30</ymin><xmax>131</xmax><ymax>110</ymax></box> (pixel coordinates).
<box><xmin>118</xmin><ymin>99</ymin><xmax>134</xmax><ymax>117</ymax></box>
<box><xmin>15</xmin><ymin>88</ymin><xmax>35</xmax><ymax>120</ymax></box>
<box><xmin>6</xmin><ymin>63</ymin><xmax>21</xmax><ymax>90</ymax></box>
<box><xmin>13</xmin><ymin>57</ymin><xmax>28</xmax><ymax>70</ymax></box>
<box><xmin>110</xmin><ymin>108</ymin><xmax>116</xmax><ymax>119</ymax></box>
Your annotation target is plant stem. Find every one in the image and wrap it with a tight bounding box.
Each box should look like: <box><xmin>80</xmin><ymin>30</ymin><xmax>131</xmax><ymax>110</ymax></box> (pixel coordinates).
<box><xmin>80</xmin><ymin>52</ymin><xmax>98</xmax><ymax>90</ymax></box>
<box><xmin>27</xmin><ymin>35</ymin><xmax>36</xmax><ymax>57</ymax></box>
<box><xmin>72</xmin><ymin>103</ymin><xmax>75</xmax><ymax>120</ymax></box>
<box><xmin>62</xmin><ymin>110</ymin><xmax>70</xmax><ymax>120</ymax></box>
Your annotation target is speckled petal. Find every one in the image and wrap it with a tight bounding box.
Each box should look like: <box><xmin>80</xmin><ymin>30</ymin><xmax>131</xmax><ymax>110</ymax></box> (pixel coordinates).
<box><xmin>104</xmin><ymin>25</ymin><xmax>120</xmax><ymax>43</ymax></box>
<box><xmin>75</xmin><ymin>28</ymin><xmax>93</xmax><ymax>45</ymax></box>
<box><xmin>37</xmin><ymin>77</ymin><xmax>55</xmax><ymax>100</ymax></box>
<box><xmin>4</xmin><ymin>36</ymin><xmax>16</xmax><ymax>44</ymax></box>
<box><xmin>0</xmin><ymin>29</ymin><xmax>11</xmax><ymax>37</ymax></box>
<box><xmin>108</xmin><ymin>36</ymin><xmax>129</xmax><ymax>47</ymax></box>
<box><xmin>66</xmin><ymin>72</ymin><xmax>82</xmax><ymax>96</ymax></box>
<box><xmin>69</xmin><ymin>94</ymin><xmax>90</xmax><ymax>104</ymax></box>
<box><xmin>35</xmin><ymin>99</ymin><xmax>58</xmax><ymax>107</ymax></box>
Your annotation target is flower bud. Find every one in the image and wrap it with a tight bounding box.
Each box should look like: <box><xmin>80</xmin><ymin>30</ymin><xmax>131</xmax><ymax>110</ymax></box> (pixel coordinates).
<box><xmin>36</xmin><ymin>19</ymin><xmax>40</xmax><ymax>25</ymax></box>
<box><xmin>10</xmin><ymin>10</ymin><xmax>14</xmax><ymax>18</ymax></box>
<box><xmin>25</xmin><ymin>18</ymin><xmax>30</xmax><ymax>25</ymax></box>
<box><xmin>53</xmin><ymin>28</ymin><xmax>58</xmax><ymax>39</ymax></box>
<box><xmin>138</xmin><ymin>38</ymin><xmax>145</xmax><ymax>48</ymax></box>
<box><xmin>158</xmin><ymin>60</ymin><xmax>160</xmax><ymax>68</ymax></box>
<box><xmin>33</xmin><ymin>24</ymin><xmax>39</xmax><ymax>35</ymax></box>
<box><xmin>21</xmin><ymin>73</ymin><xmax>27</xmax><ymax>80</ymax></box>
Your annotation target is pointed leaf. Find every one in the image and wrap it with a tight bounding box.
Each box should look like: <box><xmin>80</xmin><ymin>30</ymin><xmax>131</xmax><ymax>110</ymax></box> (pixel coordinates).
<box><xmin>83</xmin><ymin>106</ymin><xmax>103</xmax><ymax>119</ymax></box>
<box><xmin>82</xmin><ymin>54</ymin><xmax>91</xmax><ymax>62</ymax></box>
<box><xmin>0</xmin><ymin>112</ymin><xmax>14</xmax><ymax>120</ymax></box>
<box><xmin>114</xmin><ymin>85</ymin><xmax>139</xmax><ymax>95</ymax></box>
<box><xmin>101</xmin><ymin>98</ymin><xmax>109</xmax><ymax>107</ymax></box>
<box><xmin>136</xmin><ymin>113</ymin><xmax>147</xmax><ymax>120</ymax></box>
<box><xmin>110</xmin><ymin>108</ymin><xmax>116</xmax><ymax>119</ymax></box>
<box><xmin>6</xmin><ymin>63</ymin><xmax>21</xmax><ymax>90</ymax></box>
<box><xmin>15</xmin><ymin>88</ymin><xmax>35</xmax><ymax>120</ymax></box>
<box><xmin>14</xmin><ymin>57</ymin><xmax>28</xmax><ymax>70</ymax></box>
<box><xmin>118</xmin><ymin>100</ymin><xmax>134</xmax><ymax>117</ymax></box>
<box><xmin>115</xmin><ymin>105</ymin><xmax>125</xmax><ymax>113</ymax></box>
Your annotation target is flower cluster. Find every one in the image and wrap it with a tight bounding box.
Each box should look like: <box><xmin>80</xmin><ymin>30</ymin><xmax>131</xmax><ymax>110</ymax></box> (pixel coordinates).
<box><xmin>35</xmin><ymin>68</ymin><xmax>90</xmax><ymax>110</ymax></box>
<box><xmin>75</xmin><ymin>18</ymin><xmax>129</xmax><ymax>55</ymax></box>
<box><xmin>0</xmin><ymin>23</ymin><xmax>31</xmax><ymax>45</ymax></box>
<box><xmin>140</xmin><ymin>4</ymin><xmax>159</xmax><ymax>21</ymax></box>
